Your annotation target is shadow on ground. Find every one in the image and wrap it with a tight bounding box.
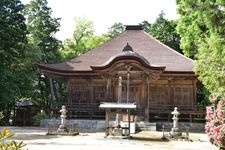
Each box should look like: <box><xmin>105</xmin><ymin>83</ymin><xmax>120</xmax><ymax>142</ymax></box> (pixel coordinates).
<box><xmin>0</xmin><ymin>126</ymin><xmax>65</xmax><ymax>141</ymax></box>
<box><xmin>13</xmin><ymin>134</ymin><xmax>66</xmax><ymax>141</ymax></box>
<box><xmin>130</xmin><ymin>136</ymin><xmax>169</xmax><ymax>142</ymax></box>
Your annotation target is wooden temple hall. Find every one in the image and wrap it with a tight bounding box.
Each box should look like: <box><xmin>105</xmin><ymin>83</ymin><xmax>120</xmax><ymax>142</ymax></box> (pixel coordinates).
<box><xmin>38</xmin><ymin>25</ymin><xmax>202</xmax><ymax>122</ymax></box>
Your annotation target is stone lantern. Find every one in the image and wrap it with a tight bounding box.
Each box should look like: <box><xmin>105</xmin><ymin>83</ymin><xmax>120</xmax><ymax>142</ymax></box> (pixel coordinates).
<box><xmin>57</xmin><ymin>105</ymin><xmax>68</xmax><ymax>133</ymax></box>
<box><xmin>171</xmin><ymin>107</ymin><xmax>181</xmax><ymax>136</ymax></box>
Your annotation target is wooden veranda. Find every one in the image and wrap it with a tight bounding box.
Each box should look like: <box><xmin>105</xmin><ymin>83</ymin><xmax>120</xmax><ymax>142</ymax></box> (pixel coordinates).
<box><xmin>49</xmin><ymin>102</ymin><xmax>205</xmax><ymax>123</ymax></box>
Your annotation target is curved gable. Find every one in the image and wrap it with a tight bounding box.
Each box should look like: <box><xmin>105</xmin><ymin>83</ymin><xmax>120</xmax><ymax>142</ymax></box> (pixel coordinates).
<box><xmin>91</xmin><ymin>50</ymin><xmax>165</xmax><ymax>72</ymax></box>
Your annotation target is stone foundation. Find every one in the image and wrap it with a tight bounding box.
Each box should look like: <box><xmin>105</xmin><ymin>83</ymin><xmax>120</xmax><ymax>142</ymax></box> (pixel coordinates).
<box><xmin>41</xmin><ymin>119</ymin><xmax>105</xmax><ymax>131</ymax></box>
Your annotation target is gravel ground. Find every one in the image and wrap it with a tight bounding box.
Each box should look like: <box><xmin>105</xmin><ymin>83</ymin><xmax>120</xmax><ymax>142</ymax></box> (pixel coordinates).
<box><xmin>0</xmin><ymin>126</ymin><xmax>218</xmax><ymax>150</ymax></box>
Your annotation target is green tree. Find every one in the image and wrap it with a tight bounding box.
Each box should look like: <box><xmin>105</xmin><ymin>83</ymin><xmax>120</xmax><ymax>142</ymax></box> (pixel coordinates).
<box><xmin>107</xmin><ymin>22</ymin><xmax>125</xmax><ymax>38</ymax></box>
<box><xmin>73</xmin><ymin>17</ymin><xmax>94</xmax><ymax>47</ymax></box>
<box><xmin>0</xmin><ymin>0</ymin><xmax>31</xmax><ymax>125</ymax></box>
<box><xmin>140</xmin><ymin>20</ymin><xmax>151</xmax><ymax>33</ymax></box>
<box><xmin>176</xmin><ymin>0</ymin><xmax>208</xmax><ymax>59</ymax></box>
<box><xmin>61</xmin><ymin>17</ymin><xmax>108</xmax><ymax>60</ymax></box>
<box><xmin>25</xmin><ymin>0</ymin><xmax>62</xmax><ymax>110</ymax></box>
<box><xmin>177</xmin><ymin>0</ymin><xmax>225</xmax><ymax>98</ymax></box>
<box><xmin>141</xmin><ymin>12</ymin><xmax>182</xmax><ymax>53</ymax></box>
<box><xmin>195</xmin><ymin>35</ymin><xmax>225</xmax><ymax>98</ymax></box>
<box><xmin>25</xmin><ymin>0</ymin><xmax>61</xmax><ymax>63</ymax></box>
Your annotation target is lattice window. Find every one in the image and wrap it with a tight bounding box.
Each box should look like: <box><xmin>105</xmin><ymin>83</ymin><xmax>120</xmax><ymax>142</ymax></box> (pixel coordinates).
<box><xmin>121</xmin><ymin>86</ymin><xmax>140</xmax><ymax>103</ymax></box>
<box><xmin>71</xmin><ymin>84</ymin><xmax>90</xmax><ymax>104</ymax></box>
<box><xmin>149</xmin><ymin>86</ymin><xmax>168</xmax><ymax>105</ymax></box>
<box><xmin>94</xmin><ymin>85</ymin><xmax>106</xmax><ymax>103</ymax></box>
<box><xmin>131</xmin><ymin>86</ymin><xmax>140</xmax><ymax>103</ymax></box>
<box><xmin>173</xmin><ymin>86</ymin><xmax>192</xmax><ymax>106</ymax></box>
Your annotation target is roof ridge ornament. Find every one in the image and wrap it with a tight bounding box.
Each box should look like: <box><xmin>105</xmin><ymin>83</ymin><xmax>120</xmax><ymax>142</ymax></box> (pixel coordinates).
<box><xmin>125</xmin><ymin>25</ymin><xmax>143</xmax><ymax>30</ymax></box>
<box><xmin>123</xmin><ymin>43</ymin><xmax>133</xmax><ymax>52</ymax></box>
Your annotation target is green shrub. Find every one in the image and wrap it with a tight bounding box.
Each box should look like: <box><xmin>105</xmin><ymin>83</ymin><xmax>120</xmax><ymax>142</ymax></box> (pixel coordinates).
<box><xmin>32</xmin><ymin>111</ymin><xmax>48</xmax><ymax>126</ymax></box>
<box><xmin>0</xmin><ymin>128</ymin><xmax>26</xmax><ymax>150</ymax></box>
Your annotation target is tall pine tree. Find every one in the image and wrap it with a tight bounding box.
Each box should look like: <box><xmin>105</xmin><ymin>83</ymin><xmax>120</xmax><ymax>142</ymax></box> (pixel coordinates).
<box><xmin>0</xmin><ymin>0</ymin><xmax>29</xmax><ymax>124</ymax></box>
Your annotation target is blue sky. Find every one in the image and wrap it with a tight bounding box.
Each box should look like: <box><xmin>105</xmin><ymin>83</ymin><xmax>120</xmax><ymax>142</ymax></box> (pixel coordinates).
<box><xmin>21</xmin><ymin>0</ymin><xmax>179</xmax><ymax>41</ymax></box>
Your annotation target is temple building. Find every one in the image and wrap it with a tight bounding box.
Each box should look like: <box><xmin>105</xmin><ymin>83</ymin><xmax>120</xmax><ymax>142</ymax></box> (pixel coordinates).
<box><xmin>38</xmin><ymin>25</ymin><xmax>199</xmax><ymax>121</ymax></box>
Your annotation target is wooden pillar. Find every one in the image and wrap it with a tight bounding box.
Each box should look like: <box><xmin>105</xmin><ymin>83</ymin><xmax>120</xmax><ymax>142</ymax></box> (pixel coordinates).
<box><xmin>89</xmin><ymin>79</ymin><xmax>94</xmax><ymax>118</ymax></box>
<box><xmin>49</xmin><ymin>78</ymin><xmax>55</xmax><ymax>108</ymax></box>
<box><xmin>189</xmin><ymin>112</ymin><xmax>192</xmax><ymax>123</ymax></box>
<box><xmin>106</xmin><ymin>76</ymin><xmax>112</xmax><ymax>102</ymax></box>
<box><xmin>105</xmin><ymin>109</ymin><xmax>110</xmax><ymax>136</ymax></box>
<box><xmin>167</xmin><ymin>79</ymin><xmax>172</xmax><ymax>106</ymax></box>
<box><xmin>168</xmin><ymin>79</ymin><xmax>172</xmax><ymax>122</ymax></box>
<box><xmin>193</xmin><ymin>79</ymin><xmax>197</xmax><ymax>107</ymax></box>
<box><xmin>109</xmin><ymin>78</ymin><xmax>112</xmax><ymax>101</ymax></box>
<box><xmin>67</xmin><ymin>80</ymin><xmax>72</xmax><ymax>105</ymax></box>
<box><xmin>128</xmin><ymin>109</ymin><xmax>131</xmax><ymax>136</ymax></box>
<box><xmin>169</xmin><ymin>79</ymin><xmax>174</xmax><ymax>106</ymax></box>
<box><xmin>90</xmin><ymin>79</ymin><xmax>93</xmax><ymax>104</ymax></box>
<box><xmin>145</xmin><ymin>76</ymin><xmax>150</xmax><ymax>121</ymax></box>
<box><xmin>114</xmin><ymin>80</ymin><xmax>118</xmax><ymax>103</ymax></box>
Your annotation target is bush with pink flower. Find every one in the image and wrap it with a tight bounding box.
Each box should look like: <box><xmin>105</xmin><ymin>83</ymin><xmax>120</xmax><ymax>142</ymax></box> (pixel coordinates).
<box><xmin>205</xmin><ymin>99</ymin><xmax>225</xmax><ymax>148</ymax></box>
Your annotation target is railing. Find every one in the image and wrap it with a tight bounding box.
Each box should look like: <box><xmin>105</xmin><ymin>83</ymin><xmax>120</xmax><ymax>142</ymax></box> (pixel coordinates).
<box><xmin>51</xmin><ymin>102</ymin><xmax>104</xmax><ymax>119</ymax></box>
<box><xmin>148</xmin><ymin>103</ymin><xmax>206</xmax><ymax>122</ymax></box>
<box><xmin>50</xmin><ymin>102</ymin><xmax>206</xmax><ymax>122</ymax></box>
<box><xmin>148</xmin><ymin>103</ymin><xmax>205</xmax><ymax>114</ymax></box>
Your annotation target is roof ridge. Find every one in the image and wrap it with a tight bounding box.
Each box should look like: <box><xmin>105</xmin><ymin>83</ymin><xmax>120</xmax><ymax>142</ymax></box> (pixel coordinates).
<box><xmin>73</xmin><ymin>30</ymin><xmax>128</xmax><ymax>59</ymax></box>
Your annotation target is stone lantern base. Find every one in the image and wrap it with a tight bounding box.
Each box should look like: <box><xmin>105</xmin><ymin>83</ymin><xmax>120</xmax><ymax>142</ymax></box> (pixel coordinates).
<box><xmin>46</xmin><ymin>123</ymin><xmax>79</xmax><ymax>136</ymax></box>
<box><xmin>57</xmin><ymin>124</ymin><xmax>69</xmax><ymax>133</ymax></box>
<box><xmin>171</xmin><ymin>128</ymin><xmax>182</xmax><ymax>137</ymax></box>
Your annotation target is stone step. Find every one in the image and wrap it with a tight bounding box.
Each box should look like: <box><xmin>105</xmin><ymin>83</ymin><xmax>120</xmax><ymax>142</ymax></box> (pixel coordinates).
<box><xmin>137</xmin><ymin>122</ymin><xmax>156</xmax><ymax>131</ymax></box>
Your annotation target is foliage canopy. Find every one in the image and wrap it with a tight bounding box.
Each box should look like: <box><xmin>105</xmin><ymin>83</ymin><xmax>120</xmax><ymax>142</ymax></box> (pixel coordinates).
<box><xmin>177</xmin><ymin>0</ymin><xmax>225</xmax><ymax>98</ymax></box>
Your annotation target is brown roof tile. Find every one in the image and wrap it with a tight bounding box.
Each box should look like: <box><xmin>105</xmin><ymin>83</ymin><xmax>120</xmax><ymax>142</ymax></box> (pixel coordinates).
<box><xmin>38</xmin><ymin>29</ymin><xmax>194</xmax><ymax>73</ymax></box>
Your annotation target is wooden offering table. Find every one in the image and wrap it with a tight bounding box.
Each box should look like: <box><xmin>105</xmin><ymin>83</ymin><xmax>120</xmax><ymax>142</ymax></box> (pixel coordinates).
<box><xmin>99</xmin><ymin>102</ymin><xmax>136</xmax><ymax>137</ymax></box>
